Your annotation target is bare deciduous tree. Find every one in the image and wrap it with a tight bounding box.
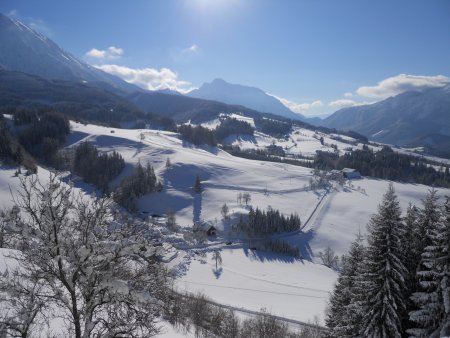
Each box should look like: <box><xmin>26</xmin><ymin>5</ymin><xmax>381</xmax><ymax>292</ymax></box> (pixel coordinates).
<box><xmin>212</xmin><ymin>250</ymin><xmax>222</xmax><ymax>270</ymax></box>
<box><xmin>0</xmin><ymin>267</ymin><xmax>47</xmax><ymax>338</ymax></box>
<box><xmin>242</xmin><ymin>192</ymin><xmax>251</xmax><ymax>206</ymax></box>
<box><xmin>3</xmin><ymin>174</ymin><xmax>166</xmax><ymax>338</ymax></box>
<box><xmin>221</xmin><ymin>203</ymin><xmax>230</xmax><ymax>220</ymax></box>
<box><xmin>318</xmin><ymin>246</ymin><xmax>339</xmax><ymax>270</ymax></box>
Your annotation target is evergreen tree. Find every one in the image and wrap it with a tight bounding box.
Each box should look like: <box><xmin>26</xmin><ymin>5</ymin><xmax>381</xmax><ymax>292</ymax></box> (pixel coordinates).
<box><xmin>194</xmin><ymin>175</ymin><xmax>202</xmax><ymax>193</ymax></box>
<box><xmin>326</xmin><ymin>233</ymin><xmax>366</xmax><ymax>337</ymax></box>
<box><xmin>113</xmin><ymin>161</ymin><xmax>160</xmax><ymax>211</ymax></box>
<box><xmin>409</xmin><ymin>197</ymin><xmax>450</xmax><ymax>337</ymax></box>
<box><xmin>361</xmin><ymin>183</ymin><xmax>408</xmax><ymax>337</ymax></box>
<box><xmin>401</xmin><ymin>203</ymin><xmax>420</xmax><ymax>332</ymax></box>
<box><xmin>415</xmin><ymin>189</ymin><xmax>441</xmax><ymax>256</ymax></box>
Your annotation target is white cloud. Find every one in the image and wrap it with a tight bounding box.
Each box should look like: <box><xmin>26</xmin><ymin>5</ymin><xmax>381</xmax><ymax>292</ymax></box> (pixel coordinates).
<box><xmin>356</xmin><ymin>74</ymin><xmax>450</xmax><ymax>98</ymax></box>
<box><xmin>274</xmin><ymin>96</ymin><xmax>323</xmax><ymax>114</ymax></box>
<box><xmin>106</xmin><ymin>46</ymin><xmax>124</xmax><ymax>58</ymax></box>
<box><xmin>329</xmin><ymin>99</ymin><xmax>358</xmax><ymax>108</ymax></box>
<box><xmin>86</xmin><ymin>48</ymin><xmax>106</xmax><ymax>59</ymax></box>
<box><xmin>85</xmin><ymin>46</ymin><xmax>124</xmax><ymax>60</ymax></box>
<box><xmin>95</xmin><ymin>64</ymin><xmax>195</xmax><ymax>93</ymax></box>
<box><xmin>184</xmin><ymin>44</ymin><xmax>199</xmax><ymax>54</ymax></box>
<box><xmin>344</xmin><ymin>92</ymin><xmax>353</xmax><ymax>97</ymax></box>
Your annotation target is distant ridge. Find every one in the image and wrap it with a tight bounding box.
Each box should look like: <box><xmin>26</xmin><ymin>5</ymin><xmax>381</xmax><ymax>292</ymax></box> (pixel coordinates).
<box><xmin>322</xmin><ymin>85</ymin><xmax>450</xmax><ymax>157</ymax></box>
<box><xmin>188</xmin><ymin>78</ymin><xmax>316</xmax><ymax>123</ymax></box>
<box><xmin>0</xmin><ymin>13</ymin><xmax>142</xmax><ymax>94</ymax></box>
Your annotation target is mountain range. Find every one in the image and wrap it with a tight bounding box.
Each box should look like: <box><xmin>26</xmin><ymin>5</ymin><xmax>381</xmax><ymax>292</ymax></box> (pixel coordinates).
<box><xmin>1</xmin><ymin>12</ymin><xmax>450</xmax><ymax>158</ymax></box>
<box><xmin>322</xmin><ymin>86</ymin><xmax>450</xmax><ymax>157</ymax></box>
<box><xmin>0</xmin><ymin>13</ymin><xmax>312</xmax><ymax>124</ymax></box>
<box><xmin>187</xmin><ymin>78</ymin><xmax>309</xmax><ymax>121</ymax></box>
<box><xmin>0</xmin><ymin>13</ymin><xmax>141</xmax><ymax>94</ymax></box>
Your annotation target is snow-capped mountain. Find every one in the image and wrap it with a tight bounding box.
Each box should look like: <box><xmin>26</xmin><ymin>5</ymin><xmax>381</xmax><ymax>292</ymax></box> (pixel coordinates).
<box><xmin>0</xmin><ymin>13</ymin><xmax>141</xmax><ymax>94</ymax></box>
<box><xmin>322</xmin><ymin>85</ymin><xmax>450</xmax><ymax>157</ymax></box>
<box><xmin>187</xmin><ymin>78</ymin><xmax>309</xmax><ymax>122</ymax></box>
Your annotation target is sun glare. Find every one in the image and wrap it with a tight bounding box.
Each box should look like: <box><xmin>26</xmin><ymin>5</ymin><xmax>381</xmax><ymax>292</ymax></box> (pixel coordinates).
<box><xmin>189</xmin><ymin>0</ymin><xmax>240</xmax><ymax>13</ymax></box>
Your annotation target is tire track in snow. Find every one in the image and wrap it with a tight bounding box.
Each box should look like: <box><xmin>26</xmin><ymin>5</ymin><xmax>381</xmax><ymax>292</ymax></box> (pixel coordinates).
<box><xmin>300</xmin><ymin>189</ymin><xmax>334</xmax><ymax>233</ymax></box>
<box><xmin>180</xmin><ymin>280</ymin><xmax>328</xmax><ymax>299</ymax></box>
<box><xmin>221</xmin><ymin>266</ymin><xmax>329</xmax><ymax>294</ymax></box>
<box><xmin>204</xmin><ymin>183</ymin><xmax>311</xmax><ymax>195</ymax></box>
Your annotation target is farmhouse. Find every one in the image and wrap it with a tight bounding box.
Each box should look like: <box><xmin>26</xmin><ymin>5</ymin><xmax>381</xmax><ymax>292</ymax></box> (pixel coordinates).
<box><xmin>342</xmin><ymin>168</ymin><xmax>362</xmax><ymax>179</ymax></box>
<box><xmin>206</xmin><ymin>226</ymin><xmax>217</xmax><ymax>236</ymax></box>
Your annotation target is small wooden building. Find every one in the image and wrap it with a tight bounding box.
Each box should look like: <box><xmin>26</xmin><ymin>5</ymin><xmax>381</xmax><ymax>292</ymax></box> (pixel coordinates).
<box><xmin>206</xmin><ymin>226</ymin><xmax>217</xmax><ymax>236</ymax></box>
<box><xmin>342</xmin><ymin>168</ymin><xmax>362</xmax><ymax>179</ymax></box>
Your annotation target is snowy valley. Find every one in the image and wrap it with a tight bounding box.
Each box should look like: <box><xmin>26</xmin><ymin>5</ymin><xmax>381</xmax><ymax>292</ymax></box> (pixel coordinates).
<box><xmin>1</xmin><ymin>117</ymin><xmax>449</xmax><ymax>336</ymax></box>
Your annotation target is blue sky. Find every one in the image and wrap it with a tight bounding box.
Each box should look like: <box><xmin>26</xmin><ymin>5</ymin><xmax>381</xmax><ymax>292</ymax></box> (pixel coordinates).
<box><xmin>2</xmin><ymin>0</ymin><xmax>450</xmax><ymax>117</ymax></box>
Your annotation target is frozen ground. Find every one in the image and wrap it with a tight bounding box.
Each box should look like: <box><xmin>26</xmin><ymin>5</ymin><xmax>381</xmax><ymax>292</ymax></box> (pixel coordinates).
<box><xmin>177</xmin><ymin>248</ymin><xmax>336</xmax><ymax>325</ymax></box>
<box><xmin>156</xmin><ymin>321</ymin><xmax>195</xmax><ymax>338</ymax></box>
<box><xmin>68</xmin><ymin>122</ymin><xmax>322</xmax><ymax>229</ymax></box>
<box><xmin>1</xmin><ymin>121</ymin><xmax>450</xmax><ymax>328</ymax></box>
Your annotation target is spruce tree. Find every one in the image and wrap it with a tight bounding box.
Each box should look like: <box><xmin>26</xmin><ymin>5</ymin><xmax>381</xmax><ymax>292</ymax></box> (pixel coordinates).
<box><xmin>415</xmin><ymin>189</ymin><xmax>440</xmax><ymax>258</ymax></box>
<box><xmin>194</xmin><ymin>175</ymin><xmax>202</xmax><ymax>193</ymax></box>
<box><xmin>361</xmin><ymin>183</ymin><xmax>408</xmax><ymax>337</ymax></box>
<box><xmin>409</xmin><ymin>197</ymin><xmax>450</xmax><ymax>337</ymax></box>
<box><xmin>326</xmin><ymin>233</ymin><xmax>366</xmax><ymax>337</ymax></box>
<box><xmin>401</xmin><ymin>203</ymin><xmax>420</xmax><ymax>332</ymax></box>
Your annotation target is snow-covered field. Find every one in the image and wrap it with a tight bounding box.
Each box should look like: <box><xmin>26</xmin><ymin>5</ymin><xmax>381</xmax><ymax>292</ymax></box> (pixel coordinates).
<box><xmin>307</xmin><ymin>178</ymin><xmax>450</xmax><ymax>257</ymax></box>
<box><xmin>68</xmin><ymin>122</ymin><xmax>322</xmax><ymax>229</ymax></box>
<box><xmin>2</xmin><ymin>121</ymin><xmax>450</xmax><ymax>328</ymax></box>
<box><xmin>225</xmin><ymin>127</ymin><xmax>352</xmax><ymax>158</ymax></box>
<box><xmin>177</xmin><ymin>248</ymin><xmax>336</xmax><ymax>325</ymax></box>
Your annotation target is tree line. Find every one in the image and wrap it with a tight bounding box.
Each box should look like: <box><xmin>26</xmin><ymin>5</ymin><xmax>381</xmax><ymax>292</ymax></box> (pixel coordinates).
<box><xmin>113</xmin><ymin>161</ymin><xmax>162</xmax><ymax>212</ymax></box>
<box><xmin>326</xmin><ymin>185</ymin><xmax>450</xmax><ymax>337</ymax></box>
<box><xmin>72</xmin><ymin>141</ymin><xmax>125</xmax><ymax>192</ymax></box>
<box><xmin>215</xmin><ymin>117</ymin><xmax>254</xmax><ymax>141</ymax></box>
<box><xmin>67</xmin><ymin>142</ymin><xmax>161</xmax><ymax>211</ymax></box>
<box><xmin>236</xmin><ymin>206</ymin><xmax>301</xmax><ymax>236</ymax></box>
<box><xmin>0</xmin><ymin>116</ymin><xmax>36</xmax><ymax>173</ymax></box>
<box><xmin>178</xmin><ymin>117</ymin><xmax>255</xmax><ymax>146</ymax></box>
<box><xmin>254</xmin><ymin>117</ymin><xmax>292</xmax><ymax>137</ymax></box>
<box><xmin>316</xmin><ymin>145</ymin><xmax>450</xmax><ymax>188</ymax></box>
<box><xmin>0</xmin><ymin>108</ymin><xmax>71</xmax><ymax>172</ymax></box>
<box><xmin>226</xmin><ymin>144</ymin><xmax>450</xmax><ymax>189</ymax></box>
<box><xmin>15</xmin><ymin>110</ymin><xmax>70</xmax><ymax>165</ymax></box>
<box><xmin>248</xmin><ymin>238</ymin><xmax>300</xmax><ymax>258</ymax></box>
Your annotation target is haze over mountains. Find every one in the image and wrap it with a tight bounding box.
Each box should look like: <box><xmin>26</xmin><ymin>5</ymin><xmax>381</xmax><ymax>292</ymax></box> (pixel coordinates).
<box><xmin>1</xmin><ymin>12</ymin><xmax>450</xmax><ymax>158</ymax></box>
<box><xmin>322</xmin><ymin>85</ymin><xmax>450</xmax><ymax>157</ymax></box>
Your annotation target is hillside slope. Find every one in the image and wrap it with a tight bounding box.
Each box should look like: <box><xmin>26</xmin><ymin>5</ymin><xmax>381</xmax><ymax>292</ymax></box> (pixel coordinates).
<box><xmin>0</xmin><ymin>70</ymin><xmax>141</xmax><ymax>123</ymax></box>
<box><xmin>129</xmin><ymin>90</ymin><xmax>278</xmax><ymax>123</ymax></box>
<box><xmin>322</xmin><ymin>86</ymin><xmax>450</xmax><ymax>156</ymax></box>
<box><xmin>63</xmin><ymin>122</ymin><xmax>450</xmax><ymax>324</ymax></box>
<box><xmin>0</xmin><ymin>13</ymin><xmax>141</xmax><ymax>94</ymax></box>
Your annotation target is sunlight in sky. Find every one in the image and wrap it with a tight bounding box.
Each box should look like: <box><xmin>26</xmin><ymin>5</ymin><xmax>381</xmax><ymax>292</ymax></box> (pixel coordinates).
<box><xmin>187</xmin><ymin>0</ymin><xmax>240</xmax><ymax>14</ymax></box>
